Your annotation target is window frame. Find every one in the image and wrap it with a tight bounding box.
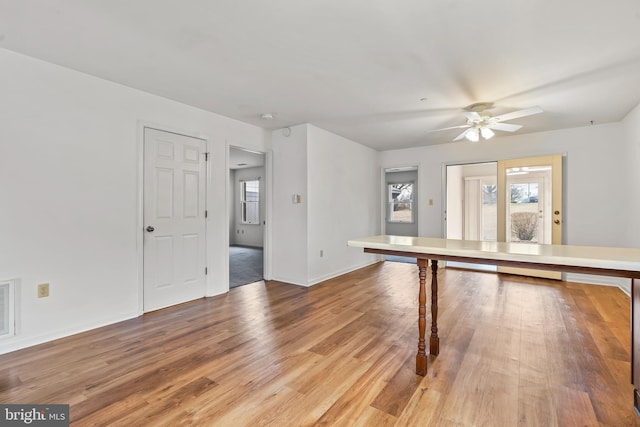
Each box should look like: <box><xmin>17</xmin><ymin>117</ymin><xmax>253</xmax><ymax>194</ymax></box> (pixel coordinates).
<box><xmin>240</xmin><ymin>178</ymin><xmax>260</xmax><ymax>225</ymax></box>
<box><xmin>387</xmin><ymin>181</ymin><xmax>415</xmax><ymax>224</ymax></box>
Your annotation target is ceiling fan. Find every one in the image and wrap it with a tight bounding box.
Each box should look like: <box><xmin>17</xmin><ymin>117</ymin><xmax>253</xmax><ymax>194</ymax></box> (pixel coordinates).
<box><xmin>432</xmin><ymin>103</ymin><xmax>543</xmax><ymax>142</ymax></box>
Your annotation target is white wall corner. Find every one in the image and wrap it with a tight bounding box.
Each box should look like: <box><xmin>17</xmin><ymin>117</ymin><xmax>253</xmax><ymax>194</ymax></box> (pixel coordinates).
<box><xmin>307</xmin><ymin>259</ymin><xmax>382</xmax><ymax>287</ymax></box>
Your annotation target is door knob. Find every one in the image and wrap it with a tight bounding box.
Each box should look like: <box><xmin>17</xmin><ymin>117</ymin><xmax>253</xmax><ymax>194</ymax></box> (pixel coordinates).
<box><xmin>554</xmin><ymin>219</ymin><xmax>560</xmax><ymax>225</ymax></box>
<box><xmin>146</xmin><ymin>226</ymin><xmax>155</xmax><ymax>232</ymax></box>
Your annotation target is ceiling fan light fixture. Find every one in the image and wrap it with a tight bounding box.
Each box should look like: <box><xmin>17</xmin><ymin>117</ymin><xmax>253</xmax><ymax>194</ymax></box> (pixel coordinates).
<box><xmin>465</xmin><ymin>128</ymin><xmax>480</xmax><ymax>142</ymax></box>
<box><xmin>480</xmin><ymin>127</ymin><xmax>495</xmax><ymax>140</ymax></box>
<box><xmin>433</xmin><ymin>105</ymin><xmax>543</xmax><ymax>142</ymax></box>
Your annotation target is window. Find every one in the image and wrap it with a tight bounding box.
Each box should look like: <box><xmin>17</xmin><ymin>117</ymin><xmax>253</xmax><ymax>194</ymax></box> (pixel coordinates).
<box><xmin>481</xmin><ymin>182</ymin><xmax>497</xmax><ymax>241</ymax></box>
<box><xmin>388</xmin><ymin>183</ymin><xmax>414</xmax><ymax>223</ymax></box>
<box><xmin>241</xmin><ymin>179</ymin><xmax>260</xmax><ymax>224</ymax></box>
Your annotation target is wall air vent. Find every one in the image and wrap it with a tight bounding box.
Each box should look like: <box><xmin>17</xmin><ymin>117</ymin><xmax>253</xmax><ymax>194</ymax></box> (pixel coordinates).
<box><xmin>0</xmin><ymin>280</ymin><xmax>15</xmax><ymax>338</ymax></box>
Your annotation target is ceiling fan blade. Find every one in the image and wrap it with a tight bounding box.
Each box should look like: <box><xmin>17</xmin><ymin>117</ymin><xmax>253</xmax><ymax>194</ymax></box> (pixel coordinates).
<box><xmin>489</xmin><ymin>122</ymin><xmax>523</xmax><ymax>132</ymax></box>
<box><xmin>427</xmin><ymin>124</ymin><xmax>471</xmax><ymax>133</ymax></box>
<box><xmin>462</xmin><ymin>111</ymin><xmax>482</xmax><ymax>121</ymax></box>
<box><xmin>492</xmin><ymin>106</ymin><xmax>543</xmax><ymax>122</ymax></box>
<box><xmin>453</xmin><ymin>128</ymin><xmax>472</xmax><ymax>141</ymax></box>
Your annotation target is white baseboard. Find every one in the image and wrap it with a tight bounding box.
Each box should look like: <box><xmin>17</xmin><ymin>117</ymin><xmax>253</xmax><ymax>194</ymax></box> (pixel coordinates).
<box><xmin>270</xmin><ymin>275</ymin><xmax>308</xmax><ymax>287</ymax></box>
<box><xmin>307</xmin><ymin>260</ymin><xmax>381</xmax><ymax>287</ymax></box>
<box><xmin>565</xmin><ymin>273</ymin><xmax>631</xmax><ymax>296</ymax></box>
<box><xmin>0</xmin><ymin>311</ymin><xmax>139</xmax><ymax>356</ymax></box>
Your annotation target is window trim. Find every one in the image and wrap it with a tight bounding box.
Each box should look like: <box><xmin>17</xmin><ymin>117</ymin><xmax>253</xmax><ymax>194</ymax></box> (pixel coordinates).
<box><xmin>240</xmin><ymin>178</ymin><xmax>260</xmax><ymax>225</ymax></box>
<box><xmin>387</xmin><ymin>181</ymin><xmax>415</xmax><ymax>224</ymax></box>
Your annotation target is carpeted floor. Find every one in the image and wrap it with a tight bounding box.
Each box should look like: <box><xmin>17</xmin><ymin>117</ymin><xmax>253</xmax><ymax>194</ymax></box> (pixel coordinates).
<box><xmin>229</xmin><ymin>245</ymin><xmax>264</xmax><ymax>288</ymax></box>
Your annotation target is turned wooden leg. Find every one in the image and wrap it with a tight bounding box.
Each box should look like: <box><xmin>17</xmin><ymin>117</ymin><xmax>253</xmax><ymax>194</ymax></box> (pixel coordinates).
<box><xmin>416</xmin><ymin>258</ymin><xmax>428</xmax><ymax>376</ymax></box>
<box><xmin>430</xmin><ymin>260</ymin><xmax>440</xmax><ymax>356</ymax></box>
<box><xmin>633</xmin><ymin>278</ymin><xmax>640</xmax><ymax>413</ymax></box>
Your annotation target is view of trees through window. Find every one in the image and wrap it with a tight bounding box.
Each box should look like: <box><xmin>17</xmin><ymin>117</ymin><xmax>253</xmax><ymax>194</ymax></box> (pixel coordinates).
<box><xmin>388</xmin><ymin>183</ymin><xmax>413</xmax><ymax>222</ymax></box>
<box><xmin>510</xmin><ymin>183</ymin><xmax>539</xmax><ymax>203</ymax></box>
<box><xmin>481</xmin><ymin>184</ymin><xmax>497</xmax><ymax>241</ymax></box>
<box><xmin>241</xmin><ymin>179</ymin><xmax>259</xmax><ymax>224</ymax></box>
<box><xmin>509</xmin><ymin>182</ymin><xmax>540</xmax><ymax>242</ymax></box>
<box><xmin>482</xmin><ymin>184</ymin><xmax>497</xmax><ymax>205</ymax></box>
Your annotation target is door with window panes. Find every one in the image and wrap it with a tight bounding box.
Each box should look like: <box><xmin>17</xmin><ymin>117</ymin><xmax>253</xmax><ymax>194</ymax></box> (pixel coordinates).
<box><xmin>385</xmin><ymin>169</ymin><xmax>418</xmax><ymax>237</ymax></box>
<box><xmin>497</xmin><ymin>155</ymin><xmax>563</xmax><ymax>279</ymax></box>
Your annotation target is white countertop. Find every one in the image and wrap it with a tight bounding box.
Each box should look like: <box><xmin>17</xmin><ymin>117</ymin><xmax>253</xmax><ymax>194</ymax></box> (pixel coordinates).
<box><xmin>348</xmin><ymin>235</ymin><xmax>640</xmax><ymax>273</ymax></box>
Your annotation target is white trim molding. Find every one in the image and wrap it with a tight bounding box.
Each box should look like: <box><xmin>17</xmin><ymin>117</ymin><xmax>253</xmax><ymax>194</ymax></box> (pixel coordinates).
<box><xmin>565</xmin><ymin>273</ymin><xmax>631</xmax><ymax>295</ymax></box>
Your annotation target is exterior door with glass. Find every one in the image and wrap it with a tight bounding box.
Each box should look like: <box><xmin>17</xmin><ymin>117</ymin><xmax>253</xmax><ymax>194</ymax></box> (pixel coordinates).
<box><xmin>385</xmin><ymin>170</ymin><xmax>418</xmax><ymax>237</ymax></box>
<box><xmin>497</xmin><ymin>155</ymin><xmax>563</xmax><ymax>279</ymax></box>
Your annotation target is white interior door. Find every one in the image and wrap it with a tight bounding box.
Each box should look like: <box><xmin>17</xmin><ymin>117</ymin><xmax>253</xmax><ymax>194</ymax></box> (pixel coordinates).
<box><xmin>143</xmin><ymin>128</ymin><xmax>207</xmax><ymax>312</ymax></box>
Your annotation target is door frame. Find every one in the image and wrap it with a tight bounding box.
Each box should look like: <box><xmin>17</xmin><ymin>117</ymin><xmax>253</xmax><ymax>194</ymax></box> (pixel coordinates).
<box><xmin>136</xmin><ymin>122</ymin><xmax>210</xmax><ymax>315</ymax></box>
<box><xmin>497</xmin><ymin>154</ymin><xmax>564</xmax><ymax>279</ymax></box>
<box><xmin>443</xmin><ymin>161</ymin><xmax>499</xmax><ymax>272</ymax></box>
<box><xmin>227</xmin><ymin>145</ymin><xmax>272</xmax><ymax>283</ymax></box>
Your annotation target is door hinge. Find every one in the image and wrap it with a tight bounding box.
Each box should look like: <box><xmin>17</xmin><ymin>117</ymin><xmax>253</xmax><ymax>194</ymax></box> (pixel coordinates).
<box><xmin>205</xmin><ymin>210</ymin><xmax>208</xmax><ymax>218</ymax></box>
<box><xmin>204</xmin><ymin>152</ymin><xmax>209</xmax><ymax>161</ymax></box>
<box><xmin>205</xmin><ymin>267</ymin><xmax>208</xmax><ymax>275</ymax></box>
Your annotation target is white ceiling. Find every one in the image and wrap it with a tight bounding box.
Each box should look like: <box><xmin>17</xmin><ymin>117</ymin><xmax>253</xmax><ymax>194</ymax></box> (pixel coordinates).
<box><xmin>1</xmin><ymin>1</ymin><xmax>639</xmax><ymax>151</ymax></box>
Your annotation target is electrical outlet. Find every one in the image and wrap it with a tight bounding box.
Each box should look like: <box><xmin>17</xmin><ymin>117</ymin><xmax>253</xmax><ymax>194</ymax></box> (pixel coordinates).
<box><xmin>320</xmin><ymin>250</ymin><xmax>324</xmax><ymax>258</ymax></box>
<box><xmin>38</xmin><ymin>283</ymin><xmax>50</xmax><ymax>298</ymax></box>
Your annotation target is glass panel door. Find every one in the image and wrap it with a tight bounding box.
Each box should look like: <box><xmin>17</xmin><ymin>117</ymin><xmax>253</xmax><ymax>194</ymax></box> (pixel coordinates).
<box><xmin>385</xmin><ymin>169</ymin><xmax>418</xmax><ymax>238</ymax></box>
<box><xmin>497</xmin><ymin>155</ymin><xmax>563</xmax><ymax>279</ymax></box>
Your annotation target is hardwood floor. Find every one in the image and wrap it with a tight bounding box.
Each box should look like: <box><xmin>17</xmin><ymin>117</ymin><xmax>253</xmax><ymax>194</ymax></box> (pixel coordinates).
<box><xmin>1</xmin><ymin>262</ymin><xmax>639</xmax><ymax>426</ymax></box>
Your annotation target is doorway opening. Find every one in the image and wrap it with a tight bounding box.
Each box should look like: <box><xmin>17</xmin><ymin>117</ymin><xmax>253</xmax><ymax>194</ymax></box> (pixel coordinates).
<box><xmin>445</xmin><ymin>162</ymin><xmax>498</xmax><ymax>272</ymax></box>
<box><xmin>229</xmin><ymin>147</ymin><xmax>266</xmax><ymax>287</ymax></box>
<box><xmin>445</xmin><ymin>155</ymin><xmax>563</xmax><ymax>278</ymax></box>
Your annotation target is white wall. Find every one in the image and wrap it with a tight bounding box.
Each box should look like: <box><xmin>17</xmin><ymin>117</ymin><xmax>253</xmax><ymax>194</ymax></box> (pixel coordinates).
<box><xmin>382</xmin><ymin>123</ymin><xmax>632</xmax><ymax>291</ymax></box>
<box><xmin>623</xmin><ymin>102</ymin><xmax>640</xmax><ymax>248</ymax></box>
<box><xmin>0</xmin><ymin>49</ymin><xmax>266</xmax><ymax>354</ymax></box>
<box><xmin>382</xmin><ymin>123</ymin><xmax>629</xmax><ymax>246</ymax></box>
<box><xmin>271</xmin><ymin>125</ymin><xmax>309</xmax><ymax>285</ymax></box>
<box><xmin>271</xmin><ymin>124</ymin><xmax>380</xmax><ymax>286</ymax></box>
<box><xmin>232</xmin><ymin>166</ymin><xmax>265</xmax><ymax>247</ymax></box>
<box><xmin>307</xmin><ymin>125</ymin><xmax>380</xmax><ymax>285</ymax></box>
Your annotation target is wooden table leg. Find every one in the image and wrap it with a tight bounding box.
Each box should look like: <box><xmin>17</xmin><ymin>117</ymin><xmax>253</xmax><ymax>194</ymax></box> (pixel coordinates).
<box><xmin>430</xmin><ymin>260</ymin><xmax>440</xmax><ymax>355</ymax></box>
<box><xmin>416</xmin><ymin>258</ymin><xmax>428</xmax><ymax>375</ymax></box>
<box><xmin>633</xmin><ymin>278</ymin><xmax>640</xmax><ymax>415</ymax></box>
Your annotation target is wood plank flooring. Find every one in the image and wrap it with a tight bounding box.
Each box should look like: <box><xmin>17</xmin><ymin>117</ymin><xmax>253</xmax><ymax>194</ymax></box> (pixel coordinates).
<box><xmin>1</xmin><ymin>262</ymin><xmax>639</xmax><ymax>426</ymax></box>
